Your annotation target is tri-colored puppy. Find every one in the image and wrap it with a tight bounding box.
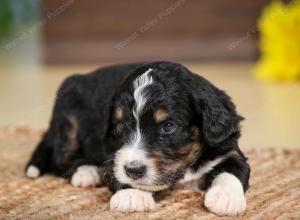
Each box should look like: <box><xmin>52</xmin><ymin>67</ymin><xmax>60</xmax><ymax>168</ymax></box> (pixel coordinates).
<box><xmin>26</xmin><ymin>61</ymin><xmax>250</xmax><ymax>216</ymax></box>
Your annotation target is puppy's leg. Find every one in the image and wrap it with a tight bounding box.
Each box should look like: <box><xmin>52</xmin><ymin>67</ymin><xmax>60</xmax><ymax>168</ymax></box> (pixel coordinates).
<box><xmin>51</xmin><ymin>117</ymin><xmax>103</xmax><ymax>188</ymax></box>
<box><xmin>70</xmin><ymin>165</ymin><xmax>103</xmax><ymax>188</ymax></box>
<box><xmin>70</xmin><ymin>133</ymin><xmax>110</xmax><ymax>188</ymax></box>
<box><xmin>53</xmin><ymin>140</ymin><xmax>103</xmax><ymax>188</ymax></box>
<box><xmin>25</xmin><ymin>132</ymin><xmax>53</xmax><ymax>178</ymax></box>
<box><xmin>110</xmin><ymin>189</ymin><xmax>155</xmax><ymax>212</ymax></box>
<box><xmin>26</xmin><ymin>74</ymin><xmax>82</xmax><ymax>178</ymax></box>
<box><xmin>203</xmin><ymin>156</ymin><xmax>250</xmax><ymax>216</ymax></box>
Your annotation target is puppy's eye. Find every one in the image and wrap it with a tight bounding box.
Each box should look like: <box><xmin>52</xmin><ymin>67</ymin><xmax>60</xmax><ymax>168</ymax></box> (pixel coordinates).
<box><xmin>161</xmin><ymin>122</ymin><xmax>176</xmax><ymax>134</ymax></box>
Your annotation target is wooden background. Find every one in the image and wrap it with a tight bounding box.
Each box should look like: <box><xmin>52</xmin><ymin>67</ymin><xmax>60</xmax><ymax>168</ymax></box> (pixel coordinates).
<box><xmin>41</xmin><ymin>0</ymin><xmax>271</xmax><ymax>64</ymax></box>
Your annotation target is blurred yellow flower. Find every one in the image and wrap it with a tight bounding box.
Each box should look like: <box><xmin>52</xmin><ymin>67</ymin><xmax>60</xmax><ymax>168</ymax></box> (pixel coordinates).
<box><xmin>254</xmin><ymin>0</ymin><xmax>300</xmax><ymax>81</ymax></box>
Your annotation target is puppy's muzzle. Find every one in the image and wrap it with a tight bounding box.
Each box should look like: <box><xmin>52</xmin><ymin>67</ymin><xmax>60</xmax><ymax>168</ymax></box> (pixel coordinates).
<box><xmin>124</xmin><ymin>161</ymin><xmax>146</xmax><ymax>180</ymax></box>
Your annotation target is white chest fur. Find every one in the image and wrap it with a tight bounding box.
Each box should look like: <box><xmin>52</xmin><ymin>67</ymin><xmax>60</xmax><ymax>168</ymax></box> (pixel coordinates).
<box><xmin>179</xmin><ymin>153</ymin><xmax>230</xmax><ymax>184</ymax></box>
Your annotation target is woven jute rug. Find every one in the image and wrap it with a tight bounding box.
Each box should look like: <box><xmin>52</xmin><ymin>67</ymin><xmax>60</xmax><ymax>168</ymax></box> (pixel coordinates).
<box><xmin>0</xmin><ymin>127</ymin><xmax>299</xmax><ymax>220</ymax></box>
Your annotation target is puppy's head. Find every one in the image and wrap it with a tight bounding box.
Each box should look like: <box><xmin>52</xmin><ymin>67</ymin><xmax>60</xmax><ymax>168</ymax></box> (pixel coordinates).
<box><xmin>105</xmin><ymin>62</ymin><xmax>242</xmax><ymax>191</ymax></box>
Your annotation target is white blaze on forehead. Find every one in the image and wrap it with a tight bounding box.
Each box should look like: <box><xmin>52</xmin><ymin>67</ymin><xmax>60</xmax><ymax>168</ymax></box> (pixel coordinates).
<box><xmin>129</xmin><ymin>68</ymin><xmax>153</xmax><ymax>148</ymax></box>
<box><xmin>113</xmin><ymin>68</ymin><xmax>156</xmax><ymax>186</ymax></box>
<box><xmin>133</xmin><ymin>68</ymin><xmax>153</xmax><ymax>118</ymax></box>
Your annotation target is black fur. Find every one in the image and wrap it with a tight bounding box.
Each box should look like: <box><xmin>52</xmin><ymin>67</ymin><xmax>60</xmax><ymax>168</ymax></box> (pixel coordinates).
<box><xmin>26</xmin><ymin>61</ymin><xmax>250</xmax><ymax>195</ymax></box>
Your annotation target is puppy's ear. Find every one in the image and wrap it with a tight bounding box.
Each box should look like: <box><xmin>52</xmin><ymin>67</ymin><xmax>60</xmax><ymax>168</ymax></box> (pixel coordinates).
<box><xmin>190</xmin><ymin>75</ymin><xmax>243</xmax><ymax>146</ymax></box>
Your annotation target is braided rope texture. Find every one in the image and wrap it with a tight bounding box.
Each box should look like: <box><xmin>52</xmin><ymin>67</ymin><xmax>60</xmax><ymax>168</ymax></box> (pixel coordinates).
<box><xmin>0</xmin><ymin>127</ymin><xmax>299</xmax><ymax>220</ymax></box>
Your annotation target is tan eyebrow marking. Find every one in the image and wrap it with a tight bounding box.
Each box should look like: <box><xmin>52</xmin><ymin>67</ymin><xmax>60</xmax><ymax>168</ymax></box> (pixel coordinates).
<box><xmin>115</xmin><ymin>106</ymin><xmax>124</xmax><ymax>121</ymax></box>
<box><xmin>154</xmin><ymin>108</ymin><xmax>169</xmax><ymax>123</ymax></box>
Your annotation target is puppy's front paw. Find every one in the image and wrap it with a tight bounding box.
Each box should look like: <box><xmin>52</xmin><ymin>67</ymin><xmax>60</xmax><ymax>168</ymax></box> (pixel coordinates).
<box><xmin>204</xmin><ymin>172</ymin><xmax>246</xmax><ymax>216</ymax></box>
<box><xmin>110</xmin><ymin>189</ymin><xmax>155</xmax><ymax>212</ymax></box>
<box><xmin>71</xmin><ymin>165</ymin><xmax>100</xmax><ymax>188</ymax></box>
<box><xmin>26</xmin><ymin>165</ymin><xmax>40</xmax><ymax>178</ymax></box>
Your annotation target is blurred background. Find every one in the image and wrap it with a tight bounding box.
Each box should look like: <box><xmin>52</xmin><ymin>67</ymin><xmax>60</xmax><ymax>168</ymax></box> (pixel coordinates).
<box><xmin>0</xmin><ymin>0</ymin><xmax>299</xmax><ymax>148</ymax></box>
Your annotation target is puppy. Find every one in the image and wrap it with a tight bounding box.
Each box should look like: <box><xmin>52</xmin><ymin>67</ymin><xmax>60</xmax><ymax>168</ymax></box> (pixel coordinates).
<box><xmin>26</xmin><ymin>61</ymin><xmax>250</xmax><ymax>216</ymax></box>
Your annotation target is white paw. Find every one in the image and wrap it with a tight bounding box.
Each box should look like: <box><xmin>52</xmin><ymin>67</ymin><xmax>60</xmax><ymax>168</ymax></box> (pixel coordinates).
<box><xmin>71</xmin><ymin>165</ymin><xmax>100</xmax><ymax>188</ymax></box>
<box><xmin>110</xmin><ymin>189</ymin><xmax>155</xmax><ymax>212</ymax></box>
<box><xmin>26</xmin><ymin>165</ymin><xmax>40</xmax><ymax>178</ymax></box>
<box><xmin>204</xmin><ymin>172</ymin><xmax>246</xmax><ymax>216</ymax></box>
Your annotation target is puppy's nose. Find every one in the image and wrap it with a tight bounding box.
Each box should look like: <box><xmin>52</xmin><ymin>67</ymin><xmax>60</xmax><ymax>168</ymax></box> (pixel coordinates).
<box><xmin>124</xmin><ymin>161</ymin><xmax>146</xmax><ymax>180</ymax></box>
